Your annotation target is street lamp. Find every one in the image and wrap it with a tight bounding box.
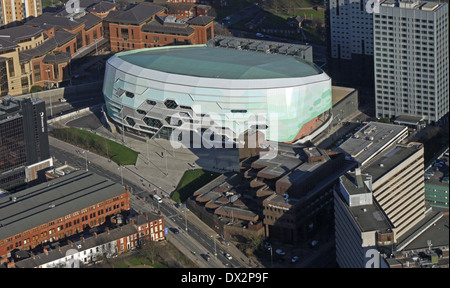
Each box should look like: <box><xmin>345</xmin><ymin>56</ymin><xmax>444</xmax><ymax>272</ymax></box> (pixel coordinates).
<box><xmin>82</xmin><ymin>150</ymin><xmax>88</xmax><ymax>171</ymax></box>
<box><xmin>211</xmin><ymin>235</ymin><xmax>217</xmax><ymax>257</ymax></box>
<box><xmin>118</xmin><ymin>165</ymin><xmax>123</xmax><ymax>185</ymax></box>
<box><xmin>184</xmin><ymin>209</ymin><xmax>188</xmax><ymax>233</ymax></box>
<box><xmin>45</xmin><ymin>68</ymin><xmax>53</xmax><ymax>118</ymax></box>
<box><xmin>268</xmin><ymin>247</ymin><xmax>273</xmax><ymax>268</ymax></box>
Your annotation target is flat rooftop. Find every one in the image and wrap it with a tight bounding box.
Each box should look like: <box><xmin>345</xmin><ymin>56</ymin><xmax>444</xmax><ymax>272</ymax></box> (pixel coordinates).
<box><xmin>340</xmin><ymin>172</ymin><xmax>372</xmax><ymax>196</ymax></box>
<box><xmin>349</xmin><ymin>202</ymin><xmax>393</xmax><ymax>233</ymax></box>
<box><xmin>335</xmin><ymin>190</ymin><xmax>393</xmax><ymax>233</ymax></box>
<box><xmin>0</xmin><ymin>170</ymin><xmax>127</xmax><ymax>240</ymax></box>
<box><xmin>337</xmin><ymin>122</ymin><xmax>408</xmax><ymax>166</ymax></box>
<box><xmin>381</xmin><ymin>0</ymin><xmax>445</xmax><ymax>11</ymax></box>
<box><xmin>116</xmin><ymin>45</ymin><xmax>322</xmax><ymax>80</ymax></box>
<box><xmin>396</xmin><ymin>206</ymin><xmax>448</xmax><ymax>251</ymax></box>
<box><xmin>332</xmin><ymin>86</ymin><xmax>356</xmax><ymax>106</ymax></box>
<box><xmin>362</xmin><ymin>143</ymin><xmax>423</xmax><ymax>182</ymax></box>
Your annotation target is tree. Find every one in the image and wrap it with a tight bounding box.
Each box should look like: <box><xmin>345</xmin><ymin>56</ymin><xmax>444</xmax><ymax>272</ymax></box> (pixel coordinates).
<box><xmin>140</xmin><ymin>238</ymin><xmax>159</xmax><ymax>264</ymax></box>
<box><xmin>30</xmin><ymin>86</ymin><xmax>43</xmax><ymax>93</ymax></box>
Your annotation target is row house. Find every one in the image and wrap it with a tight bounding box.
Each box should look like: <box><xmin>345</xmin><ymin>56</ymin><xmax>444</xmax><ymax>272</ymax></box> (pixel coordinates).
<box><xmin>0</xmin><ymin>170</ymin><xmax>130</xmax><ymax>260</ymax></box>
<box><xmin>9</xmin><ymin>213</ymin><xmax>164</xmax><ymax>268</ymax></box>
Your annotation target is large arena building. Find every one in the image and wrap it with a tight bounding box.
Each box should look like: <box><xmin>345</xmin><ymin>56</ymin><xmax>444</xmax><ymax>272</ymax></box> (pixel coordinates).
<box><xmin>102</xmin><ymin>44</ymin><xmax>332</xmax><ymax>146</ymax></box>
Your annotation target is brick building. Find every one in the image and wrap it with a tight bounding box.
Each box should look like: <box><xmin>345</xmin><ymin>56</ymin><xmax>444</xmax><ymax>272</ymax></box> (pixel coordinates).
<box><xmin>0</xmin><ymin>11</ymin><xmax>106</xmax><ymax>95</ymax></box>
<box><xmin>0</xmin><ymin>170</ymin><xmax>130</xmax><ymax>260</ymax></box>
<box><xmin>10</xmin><ymin>212</ymin><xmax>165</xmax><ymax>268</ymax></box>
<box><xmin>1</xmin><ymin>1</ymin><xmax>214</xmax><ymax>95</ymax></box>
<box><xmin>105</xmin><ymin>2</ymin><xmax>214</xmax><ymax>52</ymax></box>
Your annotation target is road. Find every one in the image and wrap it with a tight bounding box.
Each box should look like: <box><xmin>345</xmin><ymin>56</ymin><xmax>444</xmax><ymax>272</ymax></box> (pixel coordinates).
<box><xmin>46</xmin><ymin>92</ymin><xmax>103</xmax><ymax>119</ymax></box>
<box><xmin>49</xmin><ymin>139</ymin><xmax>244</xmax><ymax>268</ymax></box>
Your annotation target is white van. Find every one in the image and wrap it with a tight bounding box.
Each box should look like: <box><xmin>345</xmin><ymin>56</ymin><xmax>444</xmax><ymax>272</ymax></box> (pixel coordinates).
<box><xmin>153</xmin><ymin>194</ymin><xmax>163</xmax><ymax>203</ymax></box>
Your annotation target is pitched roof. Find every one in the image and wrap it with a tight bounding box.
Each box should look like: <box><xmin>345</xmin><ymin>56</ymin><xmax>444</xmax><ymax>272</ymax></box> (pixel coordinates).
<box><xmin>43</xmin><ymin>51</ymin><xmax>71</xmax><ymax>64</ymax></box>
<box><xmin>26</xmin><ymin>13</ymin><xmax>86</xmax><ymax>30</ymax></box>
<box><xmin>142</xmin><ymin>17</ymin><xmax>194</xmax><ymax>36</ymax></box>
<box><xmin>80</xmin><ymin>12</ymin><xmax>102</xmax><ymax>30</ymax></box>
<box><xmin>0</xmin><ymin>38</ymin><xmax>19</xmax><ymax>52</ymax></box>
<box><xmin>104</xmin><ymin>2</ymin><xmax>165</xmax><ymax>25</ymax></box>
<box><xmin>0</xmin><ymin>25</ymin><xmax>44</xmax><ymax>42</ymax></box>
<box><xmin>87</xmin><ymin>1</ymin><xmax>117</xmax><ymax>13</ymax></box>
<box><xmin>0</xmin><ymin>170</ymin><xmax>128</xmax><ymax>241</ymax></box>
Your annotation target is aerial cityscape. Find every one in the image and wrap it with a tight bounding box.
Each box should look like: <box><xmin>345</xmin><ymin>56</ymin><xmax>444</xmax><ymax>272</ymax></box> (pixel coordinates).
<box><xmin>0</xmin><ymin>0</ymin><xmax>448</xmax><ymax>277</ymax></box>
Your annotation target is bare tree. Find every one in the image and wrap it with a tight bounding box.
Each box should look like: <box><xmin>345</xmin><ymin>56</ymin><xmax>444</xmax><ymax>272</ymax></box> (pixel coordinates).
<box><xmin>140</xmin><ymin>239</ymin><xmax>159</xmax><ymax>264</ymax></box>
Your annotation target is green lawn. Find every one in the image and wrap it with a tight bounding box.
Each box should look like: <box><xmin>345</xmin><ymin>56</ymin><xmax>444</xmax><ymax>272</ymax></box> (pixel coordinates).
<box><xmin>50</xmin><ymin>127</ymin><xmax>138</xmax><ymax>166</ymax></box>
<box><xmin>171</xmin><ymin>169</ymin><xmax>221</xmax><ymax>203</ymax></box>
<box><xmin>42</xmin><ymin>0</ymin><xmax>62</xmax><ymax>8</ymax></box>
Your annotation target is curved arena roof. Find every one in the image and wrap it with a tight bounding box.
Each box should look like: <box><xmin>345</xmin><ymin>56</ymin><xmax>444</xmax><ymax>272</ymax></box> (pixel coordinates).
<box><xmin>116</xmin><ymin>45</ymin><xmax>323</xmax><ymax>80</ymax></box>
<box><xmin>103</xmin><ymin>45</ymin><xmax>332</xmax><ymax>143</ymax></box>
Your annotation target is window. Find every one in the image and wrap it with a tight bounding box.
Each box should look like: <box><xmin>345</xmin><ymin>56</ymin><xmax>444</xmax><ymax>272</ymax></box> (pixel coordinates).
<box><xmin>7</xmin><ymin>59</ymin><xmax>15</xmax><ymax>77</ymax></box>
<box><xmin>33</xmin><ymin>62</ymin><xmax>41</xmax><ymax>82</ymax></box>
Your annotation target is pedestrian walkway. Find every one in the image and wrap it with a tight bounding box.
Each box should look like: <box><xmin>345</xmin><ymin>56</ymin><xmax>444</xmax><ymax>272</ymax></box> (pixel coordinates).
<box><xmin>49</xmin><ymin>134</ymin><xmax>263</xmax><ymax>268</ymax></box>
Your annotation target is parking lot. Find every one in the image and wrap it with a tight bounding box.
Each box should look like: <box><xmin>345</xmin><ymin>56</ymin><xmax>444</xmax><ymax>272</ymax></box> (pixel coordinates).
<box><xmin>425</xmin><ymin>150</ymin><xmax>449</xmax><ymax>183</ymax></box>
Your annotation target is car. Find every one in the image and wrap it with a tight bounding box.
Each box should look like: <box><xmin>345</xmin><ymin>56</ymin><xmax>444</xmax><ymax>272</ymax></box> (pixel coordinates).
<box><xmin>264</xmin><ymin>242</ymin><xmax>272</xmax><ymax>249</ymax></box>
<box><xmin>224</xmin><ymin>253</ymin><xmax>232</xmax><ymax>260</ymax></box>
<box><xmin>170</xmin><ymin>227</ymin><xmax>179</xmax><ymax>234</ymax></box>
<box><xmin>59</xmin><ymin>98</ymin><xmax>67</xmax><ymax>102</ymax></box>
<box><xmin>201</xmin><ymin>254</ymin><xmax>211</xmax><ymax>261</ymax></box>
<box><xmin>152</xmin><ymin>194</ymin><xmax>163</xmax><ymax>203</ymax></box>
<box><xmin>256</xmin><ymin>33</ymin><xmax>264</xmax><ymax>38</ymax></box>
<box><xmin>275</xmin><ymin>249</ymin><xmax>286</xmax><ymax>256</ymax></box>
<box><xmin>310</xmin><ymin>240</ymin><xmax>319</xmax><ymax>248</ymax></box>
<box><xmin>291</xmin><ymin>256</ymin><xmax>299</xmax><ymax>263</ymax></box>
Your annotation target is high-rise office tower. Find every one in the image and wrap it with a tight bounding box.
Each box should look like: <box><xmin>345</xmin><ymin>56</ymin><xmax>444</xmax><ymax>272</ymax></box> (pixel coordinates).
<box><xmin>0</xmin><ymin>0</ymin><xmax>42</xmax><ymax>26</ymax></box>
<box><xmin>0</xmin><ymin>95</ymin><xmax>51</xmax><ymax>191</ymax></box>
<box><xmin>374</xmin><ymin>0</ymin><xmax>449</xmax><ymax>123</ymax></box>
<box><xmin>327</xmin><ymin>0</ymin><xmax>374</xmax><ymax>60</ymax></box>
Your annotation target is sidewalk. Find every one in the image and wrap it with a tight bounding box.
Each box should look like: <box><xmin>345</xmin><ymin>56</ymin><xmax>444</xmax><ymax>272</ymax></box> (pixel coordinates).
<box><xmin>49</xmin><ymin>135</ymin><xmax>262</xmax><ymax>268</ymax></box>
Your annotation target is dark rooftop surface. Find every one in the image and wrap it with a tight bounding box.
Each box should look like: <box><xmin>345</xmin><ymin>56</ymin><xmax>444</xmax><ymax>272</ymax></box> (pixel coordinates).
<box><xmin>0</xmin><ymin>170</ymin><xmax>127</xmax><ymax>241</ymax></box>
<box><xmin>0</xmin><ymin>25</ymin><xmax>44</xmax><ymax>41</ymax></box>
<box><xmin>104</xmin><ymin>2</ymin><xmax>164</xmax><ymax>24</ymax></box>
<box><xmin>26</xmin><ymin>13</ymin><xmax>86</xmax><ymax>30</ymax></box>
<box><xmin>362</xmin><ymin>143</ymin><xmax>423</xmax><ymax>182</ymax></box>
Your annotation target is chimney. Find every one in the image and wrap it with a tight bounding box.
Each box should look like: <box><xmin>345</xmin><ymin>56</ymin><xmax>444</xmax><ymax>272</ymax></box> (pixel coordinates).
<box><xmin>355</xmin><ymin>168</ymin><xmax>363</xmax><ymax>188</ymax></box>
<box><xmin>81</xmin><ymin>236</ymin><xmax>85</xmax><ymax>243</ymax></box>
<box><xmin>43</xmin><ymin>247</ymin><xmax>48</xmax><ymax>255</ymax></box>
<box><xmin>94</xmin><ymin>232</ymin><xmax>98</xmax><ymax>238</ymax></box>
<box><xmin>106</xmin><ymin>227</ymin><xmax>110</xmax><ymax>234</ymax></box>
